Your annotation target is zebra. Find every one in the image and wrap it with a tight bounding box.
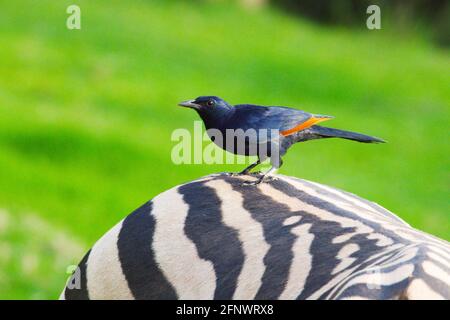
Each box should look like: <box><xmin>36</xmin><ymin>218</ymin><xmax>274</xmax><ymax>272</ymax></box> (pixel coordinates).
<box><xmin>60</xmin><ymin>173</ymin><xmax>450</xmax><ymax>300</ymax></box>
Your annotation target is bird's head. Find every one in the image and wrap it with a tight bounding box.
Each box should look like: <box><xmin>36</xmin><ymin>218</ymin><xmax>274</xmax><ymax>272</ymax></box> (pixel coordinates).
<box><xmin>178</xmin><ymin>96</ymin><xmax>233</xmax><ymax>126</ymax></box>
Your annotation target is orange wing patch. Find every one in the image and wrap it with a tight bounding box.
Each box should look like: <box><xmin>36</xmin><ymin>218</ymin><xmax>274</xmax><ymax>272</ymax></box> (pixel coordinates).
<box><xmin>280</xmin><ymin>116</ymin><xmax>332</xmax><ymax>137</ymax></box>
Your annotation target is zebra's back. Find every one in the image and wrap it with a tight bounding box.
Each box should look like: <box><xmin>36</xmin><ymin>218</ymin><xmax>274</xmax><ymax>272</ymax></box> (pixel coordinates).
<box><xmin>61</xmin><ymin>174</ymin><xmax>450</xmax><ymax>300</ymax></box>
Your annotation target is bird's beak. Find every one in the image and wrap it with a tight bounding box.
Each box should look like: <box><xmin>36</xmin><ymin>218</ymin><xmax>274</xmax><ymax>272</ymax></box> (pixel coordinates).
<box><xmin>178</xmin><ymin>100</ymin><xmax>200</xmax><ymax>110</ymax></box>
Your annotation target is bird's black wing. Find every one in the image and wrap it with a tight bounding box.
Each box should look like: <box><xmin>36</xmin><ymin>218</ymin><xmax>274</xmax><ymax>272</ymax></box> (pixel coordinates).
<box><xmin>230</xmin><ymin>104</ymin><xmax>330</xmax><ymax>133</ymax></box>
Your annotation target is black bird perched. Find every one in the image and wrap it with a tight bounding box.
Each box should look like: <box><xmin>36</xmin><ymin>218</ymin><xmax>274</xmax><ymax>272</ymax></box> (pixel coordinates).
<box><xmin>179</xmin><ymin>96</ymin><xmax>385</xmax><ymax>185</ymax></box>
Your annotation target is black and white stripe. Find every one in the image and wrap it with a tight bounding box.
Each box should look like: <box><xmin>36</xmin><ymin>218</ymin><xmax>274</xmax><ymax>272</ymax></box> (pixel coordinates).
<box><xmin>61</xmin><ymin>174</ymin><xmax>450</xmax><ymax>300</ymax></box>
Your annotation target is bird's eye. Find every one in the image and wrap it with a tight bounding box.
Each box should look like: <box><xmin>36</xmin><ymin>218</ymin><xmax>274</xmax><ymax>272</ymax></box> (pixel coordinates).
<box><xmin>207</xmin><ymin>100</ymin><xmax>214</xmax><ymax>107</ymax></box>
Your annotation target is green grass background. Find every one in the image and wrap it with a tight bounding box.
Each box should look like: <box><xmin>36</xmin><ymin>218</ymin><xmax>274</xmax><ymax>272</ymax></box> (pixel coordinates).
<box><xmin>0</xmin><ymin>0</ymin><xmax>448</xmax><ymax>299</ymax></box>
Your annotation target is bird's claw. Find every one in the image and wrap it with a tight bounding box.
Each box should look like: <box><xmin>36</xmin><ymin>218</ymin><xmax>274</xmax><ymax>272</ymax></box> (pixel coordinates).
<box><xmin>242</xmin><ymin>179</ymin><xmax>262</xmax><ymax>186</ymax></box>
<box><xmin>242</xmin><ymin>176</ymin><xmax>265</xmax><ymax>186</ymax></box>
<box><xmin>222</xmin><ymin>172</ymin><xmax>234</xmax><ymax>176</ymax></box>
<box><xmin>209</xmin><ymin>172</ymin><xmax>234</xmax><ymax>178</ymax></box>
<box><xmin>225</xmin><ymin>171</ymin><xmax>258</xmax><ymax>177</ymax></box>
<box><xmin>230</xmin><ymin>172</ymin><xmax>244</xmax><ymax>177</ymax></box>
<box><xmin>241</xmin><ymin>174</ymin><xmax>277</xmax><ymax>186</ymax></box>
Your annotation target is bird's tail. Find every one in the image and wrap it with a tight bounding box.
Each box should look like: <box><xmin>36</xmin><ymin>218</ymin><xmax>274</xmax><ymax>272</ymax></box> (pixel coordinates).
<box><xmin>309</xmin><ymin>125</ymin><xmax>386</xmax><ymax>143</ymax></box>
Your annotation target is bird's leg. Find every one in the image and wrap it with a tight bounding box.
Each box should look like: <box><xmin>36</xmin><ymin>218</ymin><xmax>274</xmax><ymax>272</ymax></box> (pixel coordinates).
<box><xmin>231</xmin><ymin>159</ymin><xmax>261</xmax><ymax>176</ymax></box>
<box><xmin>243</xmin><ymin>157</ymin><xmax>283</xmax><ymax>186</ymax></box>
<box><xmin>242</xmin><ymin>167</ymin><xmax>276</xmax><ymax>186</ymax></box>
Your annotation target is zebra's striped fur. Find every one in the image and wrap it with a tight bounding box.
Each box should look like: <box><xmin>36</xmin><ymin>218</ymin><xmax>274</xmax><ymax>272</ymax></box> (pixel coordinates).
<box><xmin>61</xmin><ymin>174</ymin><xmax>450</xmax><ymax>300</ymax></box>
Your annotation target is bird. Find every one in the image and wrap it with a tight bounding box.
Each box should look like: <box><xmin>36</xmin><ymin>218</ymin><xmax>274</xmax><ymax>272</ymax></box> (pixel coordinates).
<box><xmin>179</xmin><ymin>96</ymin><xmax>385</xmax><ymax>185</ymax></box>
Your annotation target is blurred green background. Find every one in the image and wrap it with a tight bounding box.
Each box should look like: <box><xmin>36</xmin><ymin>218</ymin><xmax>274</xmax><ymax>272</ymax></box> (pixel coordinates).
<box><xmin>0</xmin><ymin>0</ymin><xmax>448</xmax><ymax>299</ymax></box>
